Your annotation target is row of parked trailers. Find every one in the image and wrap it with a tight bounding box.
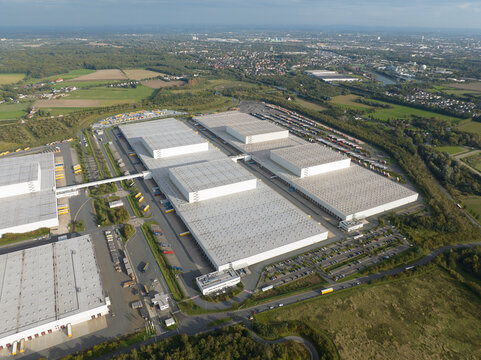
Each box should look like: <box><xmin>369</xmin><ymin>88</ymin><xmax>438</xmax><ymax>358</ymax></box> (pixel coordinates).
<box><xmin>104</xmin><ymin>230</ymin><xmax>121</xmax><ymax>272</ymax></box>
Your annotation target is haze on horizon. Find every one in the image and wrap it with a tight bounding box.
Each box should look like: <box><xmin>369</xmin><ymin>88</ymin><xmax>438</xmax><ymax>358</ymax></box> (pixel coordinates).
<box><xmin>0</xmin><ymin>0</ymin><xmax>480</xmax><ymax>30</ymax></box>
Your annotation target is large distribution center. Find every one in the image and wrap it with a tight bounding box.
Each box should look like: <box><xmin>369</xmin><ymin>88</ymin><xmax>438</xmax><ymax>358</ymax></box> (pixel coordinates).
<box><xmin>120</xmin><ymin>118</ymin><xmax>328</xmax><ymax>271</ymax></box>
<box><xmin>0</xmin><ymin>235</ymin><xmax>110</xmax><ymax>348</ymax></box>
<box><xmin>0</xmin><ymin>153</ymin><xmax>59</xmax><ymax>236</ymax></box>
<box><xmin>193</xmin><ymin>111</ymin><xmax>418</xmax><ymax>221</ymax></box>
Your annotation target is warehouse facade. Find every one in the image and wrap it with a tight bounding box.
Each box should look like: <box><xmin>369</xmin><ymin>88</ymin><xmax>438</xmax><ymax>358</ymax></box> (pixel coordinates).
<box><xmin>0</xmin><ymin>235</ymin><xmax>110</xmax><ymax>349</ymax></box>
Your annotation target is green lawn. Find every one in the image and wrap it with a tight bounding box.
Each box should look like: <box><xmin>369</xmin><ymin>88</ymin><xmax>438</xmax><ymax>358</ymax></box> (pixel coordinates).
<box><xmin>462</xmin><ymin>152</ymin><xmax>481</xmax><ymax>172</ymax></box>
<box><xmin>435</xmin><ymin>145</ymin><xmax>467</xmax><ymax>155</ymax></box>
<box><xmin>0</xmin><ymin>103</ymin><xmax>29</xmax><ymax>120</ymax></box>
<box><xmin>458</xmin><ymin>120</ymin><xmax>481</xmax><ymax>135</ymax></box>
<box><xmin>64</xmin><ymin>85</ymin><xmax>154</xmax><ymax>105</ymax></box>
<box><xmin>0</xmin><ymin>73</ymin><xmax>25</xmax><ymax>85</ymax></box>
<box><xmin>255</xmin><ymin>269</ymin><xmax>481</xmax><ymax>360</ymax></box>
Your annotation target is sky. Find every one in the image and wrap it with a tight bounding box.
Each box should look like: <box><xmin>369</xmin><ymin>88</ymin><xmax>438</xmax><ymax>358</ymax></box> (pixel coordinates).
<box><xmin>0</xmin><ymin>0</ymin><xmax>480</xmax><ymax>30</ymax></box>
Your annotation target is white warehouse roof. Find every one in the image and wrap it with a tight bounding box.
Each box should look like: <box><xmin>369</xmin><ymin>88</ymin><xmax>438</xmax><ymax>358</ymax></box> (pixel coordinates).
<box><xmin>270</xmin><ymin>143</ymin><xmax>350</xmax><ymax>178</ymax></box>
<box><xmin>0</xmin><ymin>153</ymin><xmax>58</xmax><ymax>236</ymax></box>
<box><xmin>226</xmin><ymin>121</ymin><xmax>288</xmax><ymax>144</ymax></box>
<box><xmin>120</xmin><ymin>118</ymin><xmax>329</xmax><ymax>270</ymax></box>
<box><xmin>169</xmin><ymin>158</ymin><xmax>257</xmax><ymax>203</ymax></box>
<box><xmin>194</xmin><ymin>112</ymin><xmax>418</xmax><ymax>221</ymax></box>
<box><xmin>0</xmin><ymin>235</ymin><xmax>108</xmax><ymax>346</ymax></box>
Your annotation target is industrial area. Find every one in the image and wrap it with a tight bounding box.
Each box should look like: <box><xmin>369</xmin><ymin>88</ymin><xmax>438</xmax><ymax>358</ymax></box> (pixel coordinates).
<box><xmin>0</xmin><ymin>102</ymin><xmax>420</xmax><ymax>358</ymax></box>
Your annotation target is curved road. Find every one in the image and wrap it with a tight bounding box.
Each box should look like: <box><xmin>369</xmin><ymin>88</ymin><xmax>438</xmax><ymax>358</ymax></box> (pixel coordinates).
<box><xmin>95</xmin><ymin>241</ymin><xmax>480</xmax><ymax>360</ymax></box>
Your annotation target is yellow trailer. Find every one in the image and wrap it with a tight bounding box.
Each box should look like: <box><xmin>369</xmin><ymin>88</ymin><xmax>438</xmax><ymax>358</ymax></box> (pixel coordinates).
<box><xmin>134</xmin><ymin>192</ymin><xmax>142</xmax><ymax>199</ymax></box>
<box><xmin>321</xmin><ymin>288</ymin><xmax>333</xmax><ymax>295</ymax></box>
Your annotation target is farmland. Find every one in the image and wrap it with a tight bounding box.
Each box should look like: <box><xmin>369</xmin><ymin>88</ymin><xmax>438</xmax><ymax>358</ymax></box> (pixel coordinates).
<box><xmin>123</xmin><ymin>69</ymin><xmax>162</xmax><ymax>80</ymax></box>
<box><xmin>458</xmin><ymin>120</ymin><xmax>481</xmax><ymax>135</ymax></box>
<box><xmin>69</xmin><ymin>69</ymin><xmax>127</xmax><ymax>81</ymax></box>
<box><xmin>370</xmin><ymin>101</ymin><xmax>462</xmax><ymax>123</ymax></box>
<box><xmin>141</xmin><ymin>79</ymin><xmax>185</xmax><ymax>89</ymax></box>
<box><xmin>0</xmin><ymin>73</ymin><xmax>25</xmax><ymax>85</ymax></box>
<box><xmin>62</xmin><ymin>85</ymin><xmax>154</xmax><ymax>106</ymax></box>
<box><xmin>447</xmin><ymin>82</ymin><xmax>481</xmax><ymax>92</ymax></box>
<box><xmin>255</xmin><ymin>270</ymin><xmax>481</xmax><ymax>360</ymax></box>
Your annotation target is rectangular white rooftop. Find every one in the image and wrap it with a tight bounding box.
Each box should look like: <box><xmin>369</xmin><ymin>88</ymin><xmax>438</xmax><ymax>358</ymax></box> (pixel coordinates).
<box><xmin>226</xmin><ymin>122</ymin><xmax>288</xmax><ymax>144</ymax></box>
<box><xmin>121</xmin><ymin>118</ymin><xmax>329</xmax><ymax>270</ymax></box>
<box><xmin>169</xmin><ymin>158</ymin><xmax>257</xmax><ymax>203</ymax></box>
<box><xmin>0</xmin><ymin>153</ymin><xmax>58</xmax><ymax>236</ymax></box>
<box><xmin>130</xmin><ymin>118</ymin><xmax>208</xmax><ymax>159</ymax></box>
<box><xmin>270</xmin><ymin>143</ymin><xmax>350</xmax><ymax>178</ymax></box>
<box><xmin>0</xmin><ymin>235</ymin><xmax>106</xmax><ymax>341</ymax></box>
<box><xmin>194</xmin><ymin>112</ymin><xmax>418</xmax><ymax>221</ymax></box>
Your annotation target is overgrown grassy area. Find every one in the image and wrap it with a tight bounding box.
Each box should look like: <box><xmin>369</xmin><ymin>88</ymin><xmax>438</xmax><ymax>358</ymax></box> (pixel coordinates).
<box><xmin>141</xmin><ymin>221</ymin><xmax>184</xmax><ymax>301</ymax></box>
<box><xmin>292</xmin><ymin>97</ymin><xmax>327</xmax><ymax>113</ymax></box>
<box><xmin>435</xmin><ymin>145</ymin><xmax>468</xmax><ymax>155</ymax></box>
<box><xmin>0</xmin><ymin>227</ymin><xmax>50</xmax><ymax>246</ymax></box>
<box><xmin>330</xmin><ymin>94</ymin><xmax>373</xmax><ymax>109</ymax></box>
<box><xmin>255</xmin><ymin>268</ymin><xmax>481</xmax><ymax>360</ymax></box>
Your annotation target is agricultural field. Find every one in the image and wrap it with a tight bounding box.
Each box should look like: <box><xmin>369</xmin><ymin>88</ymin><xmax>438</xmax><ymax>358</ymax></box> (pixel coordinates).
<box><xmin>123</xmin><ymin>68</ymin><xmax>162</xmax><ymax>80</ymax></box>
<box><xmin>0</xmin><ymin>73</ymin><xmax>25</xmax><ymax>85</ymax></box>
<box><xmin>62</xmin><ymin>85</ymin><xmax>154</xmax><ymax>106</ymax></box>
<box><xmin>255</xmin><ymin>270</ymin><xmax>481</xmax><ymax>360</ymax></box>
<box><xmin>447</xmin><ymin>82</ymin><xmax>481</xmax><ymax>92</ymax></box>
<box><xmin>34</xmin><ymin>99</ymin><xmax>101</xmax><ymax>108</ymax></box>
<box><xmin>458</xmin><ymin>120</ymin><xmax>481</xmax><ymax>135</ymax></box>
<box><xmin>330</xmin><ymin>94</ymin><xmax>373</xmax><ymax>109</ymax></box>
<box><xmin>69</xmin><ymin>69</ymin><xmax>127</xmax><ymax>81</ymax></box>
<box><xmin>435</xmin><ymin>145</ymin><xmax>468</xmax><ymax>155</ymax></box>
<box><xmin>0</xmin><ymin>103</ymin><xmax>29</xmax><ymax>121</ymax></box>
<box><xmin>141</xmin><ymin>79</ymin><xmax>185</xmax><ymax>89</ymax></box>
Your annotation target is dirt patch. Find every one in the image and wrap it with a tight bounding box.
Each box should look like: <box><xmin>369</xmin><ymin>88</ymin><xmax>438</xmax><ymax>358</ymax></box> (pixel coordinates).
<box><xmin>69</xmin><ymin>69</ymin><xmax>127</xmax><ymax>81</ymax></box>
<box><xmin>123</xmin><ymin>69</ymin><xmax>163</xmax><ymax>80</ymax></box>
<box><xmin>447</xmin><ymin>82</ymin><xmax>481</xmax><ymax>92</ymax></box>
<box><xmin>141</xmin><ymin>79</ymin><xmax>185</xmax><ymax>89</ymax></box>
<box><xmin>34</xmin><ymin>99</ymin><xmax>101</xmax><ymax>107</ymax></box>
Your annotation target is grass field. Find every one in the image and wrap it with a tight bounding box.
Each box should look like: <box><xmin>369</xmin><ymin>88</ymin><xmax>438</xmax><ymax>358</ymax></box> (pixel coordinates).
<box><xmin>292</xmin><ymin>97</ymin><xmax>327</xmax><ymax>112</ymax></box>
<box><xmin>255</xmin><ymin>270</ymin><xmax>481</xmax><ymax>360</ymax></box>
<box><xmin>0</xmin><ymin>73</ymin><xmax>25</xmax><ymax>85</ymax></box>
<box><xmin>330</xmin><ymin>95</ymin><xmax>373</xmax><ymax>109</ymax></box>
<box><xmin>462</xmin><ymin>152</ymin><xmax>481</xmax><ymax>172</ymax></box>
<box><xmin>34</xmin><ymin>99</ymin><xmax>101</xmax><ymax>108</ymax></box>
<box><xmin>371</xmin><ymin>101</ymin><xmax>461</xmax><ymax>123</ymax></box>
<box><xmin>435</xmin><ymin>145</ymin><xmax>467</xmax><ymax>155</ymax></box>
<box><xmin>0</xmin><ymin>103</ymin><xmax>29</xmax><ymax>120</ymax></box>
<box><xmin>458</xmin><ymin>120</ymin><xmax>481</xmax><ymax>135</ymax></box>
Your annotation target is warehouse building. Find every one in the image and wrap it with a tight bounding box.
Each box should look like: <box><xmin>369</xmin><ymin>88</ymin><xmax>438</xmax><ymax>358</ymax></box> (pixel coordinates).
<box><xmin>193</xmin><ymin>112</ymin><xmax>418</xmax><ymax>221</ymax></box>
<box><xmin>120</xmin><ymin>118</ymin><xmax>328</xmax><ymax>271</ymax></box>
<box><xmin>0</xmin><ymin>153</ymin><xmax>58</xmax><ymax>237</ymax></box>
<box><xmin>0</xmin><ymin>235</ymin><xmax>110</xmax><ymax>349</ymax></box>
